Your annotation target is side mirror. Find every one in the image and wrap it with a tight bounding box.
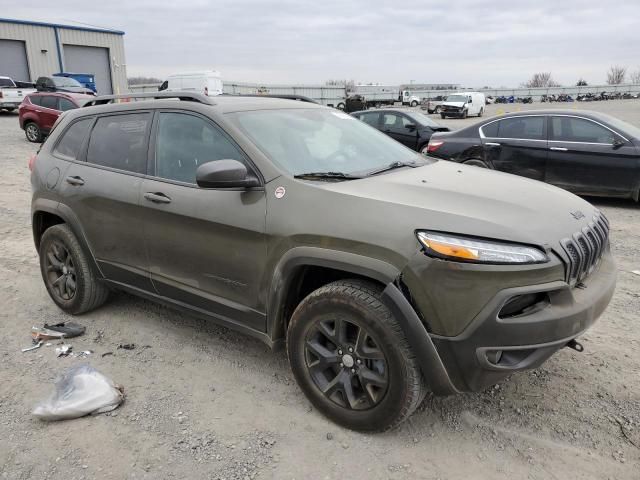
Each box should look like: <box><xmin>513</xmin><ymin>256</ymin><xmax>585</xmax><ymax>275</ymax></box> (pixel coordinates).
<box><xmin>612</xmin><ymin>138</ymin><xmax>625</xmax><ymax>148</ymax></box>
<box><xmin>405</xmin><ymin>123</ymin><xmax>417</xmax><ymax>131</ymax></box>
<box><xmin>196</xmin><ymin>159</ymin><xmax>260</xmax><ymax>189</ymax></box>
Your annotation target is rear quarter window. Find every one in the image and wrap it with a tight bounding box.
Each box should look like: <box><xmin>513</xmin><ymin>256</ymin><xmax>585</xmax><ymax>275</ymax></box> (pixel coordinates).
<box><xmin>481</xmin><ymin>121</ymin><xmax>499</xmax><ymax>137</ymax></box>
<box><xmin>53</xmin><ymin>118</ymin><xmax>93</xmax><ymax>160</ymax></box>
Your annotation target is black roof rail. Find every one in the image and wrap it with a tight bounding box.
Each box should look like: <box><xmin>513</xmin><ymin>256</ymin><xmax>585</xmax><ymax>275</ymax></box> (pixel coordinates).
<box><xmin>221</xmin><ymin>93</ymin><xmax>320</xmax><ymax>104</ymax></box>
<box><xmin>83</xmin><ymin>91</ymin><xmax>214</xmax><ymax>107</ymax></box>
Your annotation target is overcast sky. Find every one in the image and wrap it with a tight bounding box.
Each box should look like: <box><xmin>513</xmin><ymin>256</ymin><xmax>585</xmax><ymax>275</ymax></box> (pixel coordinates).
<box><xmin>9</xmin><ymin>0</ymin><xmax>640</xmax><ymax>87</ymax></box>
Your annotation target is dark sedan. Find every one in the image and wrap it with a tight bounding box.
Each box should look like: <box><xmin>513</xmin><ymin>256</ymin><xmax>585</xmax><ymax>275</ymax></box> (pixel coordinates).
<box><xmin>35</xmin><ymin>76</ymin><xmax>96</xmax><ymax>96</ymax></box>
<box><xmin>427</xmin><ymin>110</ymin><xmax>640</xmax><ymax>200</ymax></box>
<box><xmin>351</xmin><ymin>108</ymin><xmax>449</xmax><ymax>153</ymax></box>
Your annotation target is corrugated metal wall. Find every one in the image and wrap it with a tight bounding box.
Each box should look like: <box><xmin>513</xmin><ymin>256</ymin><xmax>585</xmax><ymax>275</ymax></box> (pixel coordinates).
<box><xmin>0</xmin><ymin>22</ymin><xmax>59</xmax><ymax>80</ymax></box>
<box><xmin>58</xmin><ymin>28</ymin><xmax>127</xmax><ymax>94</ymax></box>
<box><xmin>0</xmin><ymin>20</ymin><xmax>127</xmax><ymax>94</ymax></box>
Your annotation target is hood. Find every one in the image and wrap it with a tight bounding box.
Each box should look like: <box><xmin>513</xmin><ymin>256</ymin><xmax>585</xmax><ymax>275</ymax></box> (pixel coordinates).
<box><xmin>443</xmin><ymin>101</ymin><xmax>465</xmax><ymax>108</ymax></box>
<box><xmin>322</xmin><ymin>160</ymin><xmax>597</xmax><ymax>250</ymax></box>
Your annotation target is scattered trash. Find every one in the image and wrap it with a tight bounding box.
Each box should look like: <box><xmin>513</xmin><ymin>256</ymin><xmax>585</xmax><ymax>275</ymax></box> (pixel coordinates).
<box><xmin>44</xmin><ymin>322</ymin><xmax>86</xmax><ymax>338</ymax></box>
<box><xmin>32</xmin><ymin>364</ymin><xmax>125</xmax><ymax>421</ymax></box>
<box><xmin>22</xmin><ymin>341</ymin><xmax>43</xmax><ymax>353</ymax></box>
<box><xmin>101</xmin><ymin>352</ymin><xmax>114</xmax><ymax>358</ymax></box>
<box><xmin>55</xmin><ymin>345</ymin><xmax>73</xmax><ymax>357</ymax></box>
<box><xmin>31</xmin><ymin>322</ymin><xmax>85</xmax><ymax>342</ymax></box>
<box><xmin>631</xmin><ymin>270</ymin><xmax>640</xmax><ymax>276</ymax></box>
<box><xmin>117</xmin><ymin>343</ymin><xmax>136</xmax><ymax>350</ymax></box>
<box><xmin>73</xmin><ymin>350</ymin><xmax>93</xmax><ymax>358</ymax></box>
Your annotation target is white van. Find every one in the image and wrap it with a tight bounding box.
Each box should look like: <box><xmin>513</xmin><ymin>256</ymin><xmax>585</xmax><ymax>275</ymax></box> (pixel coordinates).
<box><xmin>159</xmin><ymin>70</ymin><xmax>223</xmax><ymax>97</ymax></box>
<box><xmin>440</xmin><ymin>92</ymin><xmax>485</xmax><ymax>119</ymax></box>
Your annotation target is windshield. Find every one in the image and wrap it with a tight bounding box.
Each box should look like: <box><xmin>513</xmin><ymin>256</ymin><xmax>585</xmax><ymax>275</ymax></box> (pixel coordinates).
<box><xmin>0</xmin><ymin>78</ymin><xmax>15</xmax><ymax>87</ymax></box>
<box><xmin>229</xmin><ymin>109</ymin><xmax>421</xmax><ymax>176</ymax></box>
<box><xmin>52</xmin><ymin>77</ymin><xmax>82</xmax><ymax>87</ymax></box>
<box><xmin>445</xmin><ymin>94</ymin><xmax>469</xmax><ymax>103</ymax></box>
<box><xmin>407</xmin><ymin>111</ymin><xmax>443</xmax><ymax>128</ymax></box>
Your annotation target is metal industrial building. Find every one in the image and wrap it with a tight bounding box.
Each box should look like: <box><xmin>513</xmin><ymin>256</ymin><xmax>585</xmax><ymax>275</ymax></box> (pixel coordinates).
<box><xmin>0</xmin><ymin>18</ymin><xmax>127</xmax><ymax>94</ymax></box>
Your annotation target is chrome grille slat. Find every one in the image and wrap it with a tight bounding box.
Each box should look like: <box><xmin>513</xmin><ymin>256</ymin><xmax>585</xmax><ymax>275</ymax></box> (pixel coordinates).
<box><xmin>560</xmin><ymin>213</ymin><xmax>609</xmax><ymax>286</ymax></box>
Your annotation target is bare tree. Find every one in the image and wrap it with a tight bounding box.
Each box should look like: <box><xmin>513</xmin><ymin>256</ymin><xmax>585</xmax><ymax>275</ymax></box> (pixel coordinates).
<box><xmin>576</xmin><ymin>78</ymin><xmax>588</xmax><ymax>86</ymax></box>
<box><xmin>630</xmin><ymin>68</ymin><xmax>640</xmax><ymax>84</ymax></box>
<box><xmin>606</xmin><ymin>65</ymin><xmax>627</xmax><ymax>85</ymax></box>
<box><xmin>522</xmin><ymin>72</ymin><xmax>560</xmax><ymax>88</ymax></box>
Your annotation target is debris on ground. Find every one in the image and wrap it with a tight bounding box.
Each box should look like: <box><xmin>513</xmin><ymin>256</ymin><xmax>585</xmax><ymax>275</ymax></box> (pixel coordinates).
<box><xmin>101</xmin><ymin>351</ymin><xmax>114</xmax><ymax>357</ymax></box>
<box><xmin>55</xmin><ymin>345</ymin><xmax>72</xmax><ymax>357</ymax></box>
<box><xmin>117</xmin><ymin>343</ymin><xmax>136</xmax><ymax>350</ymax></box>
<box><xmin>43</xmin><ymin>322</ymin><xmax>86</xmax><ymax>338</ymax></box>
<box><xmin>31</xmin><ymin>322</ymin><xmax>85</xmax><ymax>342</ymax></box>
<box><xmin>631</xmin><ymin>270</ymin><xmax>640</xmax><ymax>276</ymax></box>
<box><xmin>32</xmin><ymin>364</ymin><xmax>125</xmax><ymax>421</ymax></box>
<box><xmin>21</xmin><ymin>341</ymin><xmax>43</xmax><ymax>353</ymax></box>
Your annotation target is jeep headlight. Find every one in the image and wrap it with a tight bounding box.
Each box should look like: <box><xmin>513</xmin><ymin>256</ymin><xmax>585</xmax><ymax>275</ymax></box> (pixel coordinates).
<box><xmin>416</xmin><ymin>231</ymin><xmax>548</xmax><ymax>264</ymax></box>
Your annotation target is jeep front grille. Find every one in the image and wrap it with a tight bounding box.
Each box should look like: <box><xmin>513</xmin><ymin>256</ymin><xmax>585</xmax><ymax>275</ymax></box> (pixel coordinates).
<box><xmin>560</xmin><ymin>212</ymin><xmax>609</xmax><ymax>285</ymax></box>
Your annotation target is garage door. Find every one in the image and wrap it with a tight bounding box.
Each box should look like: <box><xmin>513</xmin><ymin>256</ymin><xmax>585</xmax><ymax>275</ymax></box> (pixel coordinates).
<box><xmin>63</xmin><ymin>44</ymin><xmax>113</xmax><ymax>94</ymax></box>
<box><xmin>0</xmin><ymin>39</ymin><xmax>30</xmax><ymax>82</ymax></box>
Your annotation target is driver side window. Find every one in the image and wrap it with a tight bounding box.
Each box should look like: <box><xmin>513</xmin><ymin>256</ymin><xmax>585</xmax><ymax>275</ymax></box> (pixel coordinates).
<box><xmin>155</xmin><ymin>112</ymin><xmax>247</xmax><ymax>184</ymax></box>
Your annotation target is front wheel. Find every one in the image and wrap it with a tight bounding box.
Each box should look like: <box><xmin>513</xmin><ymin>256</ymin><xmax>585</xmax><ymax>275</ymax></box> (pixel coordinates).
<box><xmin>287</xmin><ymin>280</ymin><xmax>426</xmax><ymax>432</ymax></box>
<box><xmin>410</xmin><ymin>100</ymin><xmax>418</xmax><ymax>107</ymax></box>
<box><xmin>336</xmin><ymin>102</ymin><xmax>345</xmax><ymax>111</ymax></box>
<box><xmin>462</xmin><ymin>110</ymin><xmax>468</xmax><ymax>119</ymax></box>
<box><xmin>435</xmin><ymin>106</ymin><xmax>442</xmax><ymax>114</ymax></box>
<box><xmin>478</xmin><ymin>108</ymin><xmax>484</xmax><ymax>117</ymax></box>
<box><xmin>440</xmin><ymin>113</ymin><xmax>446</xmax><ymax>119</ymax></box>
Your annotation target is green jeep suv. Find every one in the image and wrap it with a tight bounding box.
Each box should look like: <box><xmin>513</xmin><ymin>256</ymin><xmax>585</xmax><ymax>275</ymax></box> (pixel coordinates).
<box><xmin>30</xmin><ymin>92</ymin><xmax>616</xmax><ymax>431</ymax></box>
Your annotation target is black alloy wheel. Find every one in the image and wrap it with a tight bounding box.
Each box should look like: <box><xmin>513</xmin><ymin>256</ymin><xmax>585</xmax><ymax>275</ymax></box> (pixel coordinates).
<box><xmin>44</xmin><ymin>240</ymin><xmax>77</xmax><ymax>301</ymax></box>
<box><xmin>304</xmin><ymin>316</ymin><xmax>389</xmax><ymax>410</ymax></box>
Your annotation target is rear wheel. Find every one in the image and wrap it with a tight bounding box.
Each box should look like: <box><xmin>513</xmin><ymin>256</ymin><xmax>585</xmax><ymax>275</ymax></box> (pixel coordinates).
<box><xmin>440</xmin><ymin>113</ymin><xmax>446</xmax><ymax>119</ymax></box>
<box><xmin>336</xmin><ymin>102</ymin><xmax>345</xmax><ymax>111</ymax></box>
<box><xmin>25</xmin><ymin>122</ymin><xmax>42</xmax><ymax>143</ymax></box>
<box><xmin>463</xmin><ymin>158</ymin><xmax>490</xmax><ymax>168</ymax></box>
<box><xmin>39</xmin><ymin>224</ymin><xmax>109</xmax><ymax>314</ymax></box>
<box><xmin>287</xmin><ymin>280</ymin><xmax>426</xmax><ymax>432</ymax></box>
<box><xmin>478</xmin><ymin>107</ymin><xmax>484</xmax><ymax>117</ymax></box>
<box><xmin>419</xmin><ymin>144</ymin><xmax>429</xmax><ymax>155</ymax></box>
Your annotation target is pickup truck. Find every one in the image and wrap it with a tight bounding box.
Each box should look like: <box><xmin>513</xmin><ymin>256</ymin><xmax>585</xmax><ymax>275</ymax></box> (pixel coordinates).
<box><xmin>0</xmin><ymin>76</ymin><xmax>37</xmax><ymax>112</ymax></box>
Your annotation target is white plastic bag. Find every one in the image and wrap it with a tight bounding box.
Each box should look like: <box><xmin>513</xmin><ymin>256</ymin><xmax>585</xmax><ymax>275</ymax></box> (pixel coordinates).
<box><xmin>33</xmin><ymin>364</ymin><xmax>124</xmax><ymax>421</ymax></box>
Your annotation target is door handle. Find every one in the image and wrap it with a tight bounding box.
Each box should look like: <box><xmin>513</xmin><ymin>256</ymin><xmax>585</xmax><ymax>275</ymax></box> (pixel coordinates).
<box><xmin>65</xmin><ymin>176</ymin><xmax>85</xmax><ymax>186</ymax></box>
<box><xmin>484</xmin><ymin>142</ymin><xmax>501</xmax><ymax>146</ymax></box>
<box><xmin>144</xmin><ymin>192</ymin><xmax>172</xmax><ymax>204</ymax></box>
<box><xmin>550</xmin><ymin>147</ymin><xmax>568</xmax><ymax>152</ymax></box>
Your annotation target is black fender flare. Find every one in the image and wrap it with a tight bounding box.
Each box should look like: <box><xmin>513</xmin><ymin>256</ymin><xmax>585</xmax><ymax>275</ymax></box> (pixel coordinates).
<box><xmin>381</xmin><ymin>283</ymin><xmax>459</xmax><ymax>395</ymax></box>
<box><xmin>32</xmin><ymin>199</ymin><xmax>104</xmax><ymax>278</ymax></box>
<box><xmin>267</xmin><ymin>246</ymin><xmax>401</xmax><ymax>343</ymax></box>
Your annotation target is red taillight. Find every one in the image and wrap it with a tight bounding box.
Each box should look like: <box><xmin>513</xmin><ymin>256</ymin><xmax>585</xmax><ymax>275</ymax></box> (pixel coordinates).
<box><xmin>427</xmin><ymin>140</ymin><xmax>444</xmax><ymax>153</ymax></box>
<box><xmin>28</xmin><ymin>154</ymin><xmax>37</xmax><ymax>171</ymax></box>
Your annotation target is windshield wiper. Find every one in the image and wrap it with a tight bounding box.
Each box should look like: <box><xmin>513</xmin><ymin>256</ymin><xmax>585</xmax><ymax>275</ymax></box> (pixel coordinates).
<box><xmin>363</xmin><ymin>161</ymin><xmax>418</xmax><ymax>177</ymax></box>
<box><xmin>293</xmin><ymin>171</ymin><xmax>362</xmax><ymax>180</ymax></box>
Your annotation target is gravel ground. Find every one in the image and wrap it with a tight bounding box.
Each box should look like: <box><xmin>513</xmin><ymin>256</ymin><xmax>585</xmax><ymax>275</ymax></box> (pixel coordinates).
<box><xmin>1</xmin><ymin>100</ymin><xmax>639</xmax><ymax>480</ymax></box>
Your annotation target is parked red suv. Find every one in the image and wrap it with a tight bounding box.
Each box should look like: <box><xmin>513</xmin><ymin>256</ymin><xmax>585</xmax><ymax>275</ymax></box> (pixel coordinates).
<box><xmin>18</xmin><ymin>92</ymin><xmax>93</xmax><ymax>143</ymax></box>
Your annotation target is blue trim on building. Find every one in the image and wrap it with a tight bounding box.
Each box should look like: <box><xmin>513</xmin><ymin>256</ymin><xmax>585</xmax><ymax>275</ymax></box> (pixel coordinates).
<box><xmin>53</xmin><ymin>27</ymin><xmax>64</xmax><ymax>72</ymax></box>
<box><xmin>0</xmin><ymin>17</ymin><xmax>125</xmax><ymax>35</ymax></box>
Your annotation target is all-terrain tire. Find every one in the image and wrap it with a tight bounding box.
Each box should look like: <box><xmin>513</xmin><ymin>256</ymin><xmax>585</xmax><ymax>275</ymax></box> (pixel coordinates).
<box><xmin>39</xmin><ymin>224</ymin><xmax>109</xmax><ymax>314</ymax></box>
<box><xmin>287</xmin><ymin>279</ymin><xmax>426</xmax><ymax>432</ymax></box>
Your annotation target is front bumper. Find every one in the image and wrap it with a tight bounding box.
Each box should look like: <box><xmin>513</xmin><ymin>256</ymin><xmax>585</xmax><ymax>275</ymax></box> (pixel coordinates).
<box><xmin>429</xmin><ymin>250</ymin><xmax>617</xmax><ymax>392</ymax></box>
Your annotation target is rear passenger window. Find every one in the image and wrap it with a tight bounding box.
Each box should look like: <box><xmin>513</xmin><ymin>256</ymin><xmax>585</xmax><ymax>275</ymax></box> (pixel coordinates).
<box><xmin>550</xmin><ymin>117</ymin><xmax>616</xmax><ymax>144</ymax></box>
<box><xmin>155</xmin><ymin>112</ymin><xmax>246</xmax><ymax>184</ymax></box>
<box><xmin>86</xmin><ymin>113</ymin><xmax>151</xmax><ymax>174</ymax></box>
<box><xmin>53</xmin><ymin>118</ymin><xmax>93</xmax><ymax>160</ymax></box>
<box><xmin>28</xmin><ymin>96</ymin><xmax>42</xmax><ymax>107</ymax></box>
<box><xmin>498</xmin><ymin>117</ymin><xmax>545</xmax><ymax>140</ymax></box>
<box><xmin>41</xmin><ymin>96</ymin><xmax>58</xmax><ymax>110</ymax></box>
<box><xmin>359</xmin><ymin>112</ymin><xmax>380</xmax><ymax>127</ymax></box>
<box><xmin>481</xmin><ymin>121</ymin><xmax>499</xmax><ymax>137</ymax></box>
<box><xmin>58</xmin><ymin>98</ymin><xmax>77</xmax><ymax>112</ymax></box>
